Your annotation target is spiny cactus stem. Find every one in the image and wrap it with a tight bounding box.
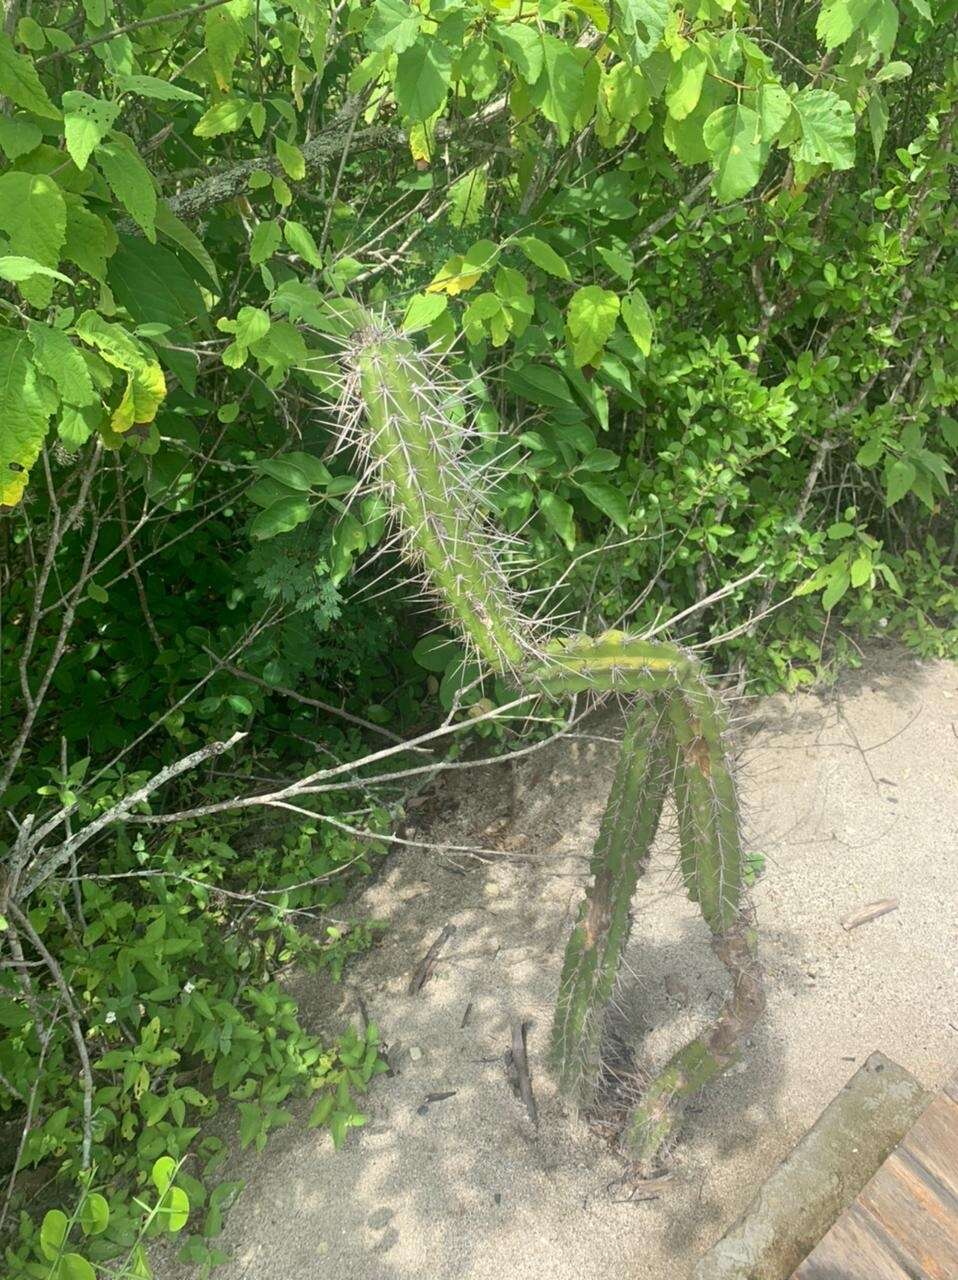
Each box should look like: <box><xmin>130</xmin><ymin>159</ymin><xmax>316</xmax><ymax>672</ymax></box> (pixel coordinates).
<box><xmin>549</xmin><ymin>699</ymin><xmax>670</xmax><ymax>1104</ymax></box>
<box><xmin>356</xmin><ymin>338</ymin><xmax>526</xmax><ymax>673</ymax></box>
<box><xmin>624</xmin><ymin>920</ymin><xmax>765</xmax><ymax>1165</ymax></box>
<box><xmin>525</xmin><ymin>631</ymin><xmax>697</xmax><ymax>697</ymax></box>
<box><xmin>668</xmin><ymin>686</ymin><xmax>743</xmax><ymax>936</ymax></box>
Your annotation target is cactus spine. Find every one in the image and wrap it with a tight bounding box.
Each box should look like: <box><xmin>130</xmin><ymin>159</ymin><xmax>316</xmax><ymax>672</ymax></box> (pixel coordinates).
<box><xmin>339</xmin><ymin>318</ymin><xmax>764</xmax><ymax>1167</ymax></box>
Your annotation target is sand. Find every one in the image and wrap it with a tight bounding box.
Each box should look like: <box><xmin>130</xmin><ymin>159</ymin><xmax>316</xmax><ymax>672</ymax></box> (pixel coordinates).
<box><xmin>155</xmin><ymin>644</ymin><xmax>958</xmax><ymax>1280</ymax></box>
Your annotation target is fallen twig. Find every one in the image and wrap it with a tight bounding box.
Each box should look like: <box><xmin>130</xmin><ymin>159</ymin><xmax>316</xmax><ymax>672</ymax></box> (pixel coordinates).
<box><xmin>510</xmin><ymin>1021</ymin><xmax>538</xmax><ymax>1127</ymax></box>
<box><xmin>408</xmin><ymin>924</ymin><xmax>456</xmax><ymax>995</ymax></box>
<box><xmin>841</xmin><ymin>898</ymin><xmax>899</xmax><ymax>931</ymax></box>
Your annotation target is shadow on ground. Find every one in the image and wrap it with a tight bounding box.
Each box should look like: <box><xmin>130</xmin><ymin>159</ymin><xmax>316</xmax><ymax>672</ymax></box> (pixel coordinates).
<box><xmin>154</xmin><ymin>645</ymin><xmax>958</xmax><ymax>1280</ymax></box>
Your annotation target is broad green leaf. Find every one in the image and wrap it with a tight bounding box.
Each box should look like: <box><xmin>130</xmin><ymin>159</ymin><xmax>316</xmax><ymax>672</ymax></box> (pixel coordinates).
<box><xmin>156</xmin><ymin>1186</ymin><xmax>190</xmax><ymax>1233</ymax></box>
<box><xmin>613</xmin><ymin>0</ymin><xmax>670</xmax><ymax>65</ymax></box>
<box><xmin>206</xmin><ymin>6</ymin><xmax>246</xmax><ymax>91</ymax></box>
<box><xmin>529</xmin><ymin>33</ymin><xmax>584</xmax><ymax>142</ymax></box>
<box><xmin>539</xmin><ymin>491</ymin><xmax>576</xmax><ymax>550</ymax></box>
<box><xmin>62</xmin><ymin>91</ymin><xmax>120</xmax><ymax>169</ymax></box>
<box><xmin>234</xmin><ymin>306</ymin><xmax>271</xmax><ymax>347</ymax></box>
<box><xmin>0</xmin><ymin>32</ymin><xmax>60</xmax><ymax>119</ymax></box>
<box><xmin>402</xmin><ymin>292</ymin><xmax>447</xmax><ymax>332</ymax></box>
<box><xmin>449</xmin><ymin>166</ymin><xmax>488</xmax><ymax>228</ymax></box>
<box><xmin>252</xmin><ymin>494</ymin><xmax>312</xmax><ymax>540</ymax></box>
<box><xmin>39</xmin><ymin>1209</ymin><xmax>68</xmax><ymax>1261</ymax></box>
<box><xmin>115</xmin><ymin>74</ymin><xmax>202</xmax><ymax>102</ymax></box>
<box><xmin>0</xmin><ymin>256</ymin><xmax>70</xmax><ymax>284</ymax></box>
<box><xmin>155</xmin><ymin>201</ymin><xmax>219</xmax><ymax>288</ymax></box>
<box><xmin>816</xmin><ymin>0</ymin><xmax>882</xmax><ymax>49</ymax></box>
<box><xmin>821</xmin><ymin>568</ymin><xmax>850</xmax><ymax>610</ymax></box>
<box><xmin>868</xmin><ymin>90</ymin><xmax>889</xmax><ymax>160</ymax></box>
<box><xmin>111</xmin><ymin>362</ymin><xmax>166</xmax><ymax>433</ymax></box>
<box><xmin>16</xmin><ymin>15</ymin><xmax>45</xmax><ymax>50</ymax></box>
<box><xmin>884</xmin><ymin>457</ymin><xmax>915</xmax><ymax>505</ymax></box>
<box><xmin>665</xmin><ymin>45</ymin><xmax>707</xmax><ymax>121</ymax></box>
<box><xmin>250</xmin><ymin>219</ymin><xmax>282</xmax><ymax>265</ymax></box>
<box><xmin>97</xmin><ymin>137</ymin><xmax>157</xmax><ymax>240</ymax></box>
<box><xmin>275</xmin><ymin>138</ymin><xmax>306</xmax><ymax>180</ymax></box>
<box><xmin>621</xmin><ymin>289</ymin><xmax>654</xmax><ymax>357</ymax></box>
<box><xmin>861</xmin><ymin>0</ymin><xmax>898</xmax><ymax>58</ymax></box>
<box><xmin>28</xmin><ymin>322</ymin><xmax>95</xmax><ymax>406</ymax></box>
<box><xmin>850</xmin><ymin>556</ymin><xmax>872</xmax><ymax>587</ymax></box>
<box><xmin>330</xmin><ymin>511</ymin><xmax>367</xmax><ymax>583</ymax></box>
<box><xmin>0</xmin><ymin>171</ymin><xmax>67</xmax><ymax>306</ymax></box>
<box><xmin>664</xmin><ymin>75</ymin><xmax>729</xmax><ymax>164</ymax></box>
<box><xmin>515</xmin><ymin>235</ymin><xmax>570</xmax><ymax>280</ymax></box>
<box><xmin>194</xmin><ymin>98</ymin><xmax>250</xmax><ymax>138</ymax></box>
<box><xmin>108</xmin><ymin>236</ymin><xmax>207</xmax><ymax>391</ymax></box>
<box><xmin>790</xmin><ymin>89</ymin><xmax>855</xmax><ymax>169</ymax></box>
<box><xmin>411</xmin><ymin>634</ymin><xmax>460</xmax><ymax>672</ymax></box>
<box><xmin>282</xmin><ymin>451</ymin><xmax>332</xmax><ymax>486</ymax></box>
<box><xmin>504</xmin><ymin>363</ymin><xmax>574</xmax><ymax>408</ymax></box>
<box><xmin>875</xmin><ymin>60</ymin><xmax>911</xmax><ymax>82</ymax></box>
<box><xmin>395</xmin><ymin>38</ymin><xmax>452</xmax><ymax>121</ymax></box>
<box><xmin>256</xmin><ymin>458</ymin><xmax>311</xmax><ymax>490</ymax></box>
<box><xmin>703</xmin><ymin>103</ymin><xmax>764</xmax><ymax>201</ymax></box>
<box><xmin>576</xmin><ymin>479</ymin><xmax>630</xmax><ymax>531</ymax></box>
<box><xmin>567</xmin><ymin>285</ymin><xmax>620</xmax><ymax>367</ymax></box>
<box><xmin>63</xmin><ymin>198</ymin><xmax>118</xmax><ymax>281</ymax></box>
<box><xmin>755</xmin><ymin>82</ymin><xmax>792</xmax><ymax>141</ymax></box>
<box><xmin>0</xmin><ymin>116</ymin><xmax>42</xmax><ymax>161</ymax></box>
<box><xmin>366</xmin><ymin>0</ymin><xmax>421</xmax><ymax>53</ymax></box>
<box><xmin>283</xmin><ymin>220</ymin><xmax>323</xmax><ymax>267</ymax></box>
<box><xmin>79</xmin><ymin>1192</ymin><xmax>110</xmax><ymax>1236</ymax></box>
<box><xmin>490</xmin><ymin>21</ymin><xmax>544</xmax><ymax>82</ymax></box>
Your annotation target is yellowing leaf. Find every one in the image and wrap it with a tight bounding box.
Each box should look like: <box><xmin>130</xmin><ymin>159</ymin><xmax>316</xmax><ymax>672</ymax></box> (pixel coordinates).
<box><xmin>567</xmin><ymin>285</ymin><xmax>620</xmax><ymax>367</ymax></box>
<box><xmin>0</xmin><ymin>328</ymin><xmax>56</xmax><ymax>507</ymax></box>
<box><xmin>425</xmin><ymin>256</ymin><xmax>480</xmax><ymax>295</ymax></box>
<box><xmin>206</xmin><ymin>6</ymin><xmax>246</xmax><ymax>91</ymax></box>
<box><xmin>111</xmin><ymin>361</ymin><xmax>166</xmax><ymax>433</ymax></box>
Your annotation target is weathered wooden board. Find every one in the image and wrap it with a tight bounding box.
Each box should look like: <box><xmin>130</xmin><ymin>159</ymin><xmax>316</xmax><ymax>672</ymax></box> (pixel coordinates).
<box><xmin>793</xmin><ymin>1072</ymin><xmax>958</xmax><ymax>1280</ymax></box>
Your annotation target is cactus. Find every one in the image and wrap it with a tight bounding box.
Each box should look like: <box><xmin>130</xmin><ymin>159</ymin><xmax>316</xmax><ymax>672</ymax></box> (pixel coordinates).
<box><xmin>549</xmin><ymin>698</ymin><xmax>671</xmax><ymax>1104</ymax></box>
<box><xmin>338</xmin><ymin>316</ymin><xmax>764</xmax><ymax>1167</ymax></box>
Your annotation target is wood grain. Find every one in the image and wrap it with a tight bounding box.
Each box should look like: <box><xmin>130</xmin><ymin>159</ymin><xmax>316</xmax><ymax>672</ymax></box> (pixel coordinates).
<box><xmin>793</xmin><ymin>1072</ymin><xmax>958</xmax><ymax>1280</ymax></box>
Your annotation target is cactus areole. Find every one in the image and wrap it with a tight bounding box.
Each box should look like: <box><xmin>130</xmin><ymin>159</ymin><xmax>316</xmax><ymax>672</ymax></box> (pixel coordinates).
<box><xmin>340</xmin><ymin>315</ymin><xmax>765</xmax><ymax>1168</ymax></box>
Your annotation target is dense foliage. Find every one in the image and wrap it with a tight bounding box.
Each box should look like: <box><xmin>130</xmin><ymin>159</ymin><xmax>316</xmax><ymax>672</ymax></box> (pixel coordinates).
<box><xmin>0</xmin><ymin>0</ymin><xmax>955</xmax><ymax>1274</ymax></box>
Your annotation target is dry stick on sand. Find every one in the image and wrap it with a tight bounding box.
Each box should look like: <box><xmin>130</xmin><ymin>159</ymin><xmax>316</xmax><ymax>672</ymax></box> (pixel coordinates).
<box><xmin>510</xmin><ymin>1021</ymin><xmax>539</xmax><ymax>1127</ymax></box>
<box><xmin>841</xmin><ymin>898</ymin><xmax>899</xmax><ymax>931</ymax></box>
<box><xmin>408</xmin><ymin>924</ymin><xmax>457</xmax><ymax>995</ymax></box>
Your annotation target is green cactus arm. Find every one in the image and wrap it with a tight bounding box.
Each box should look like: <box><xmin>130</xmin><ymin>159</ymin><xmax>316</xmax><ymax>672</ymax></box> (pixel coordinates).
<box><xmin>667</xmin><ymin>686</ymin><xmax>743</xmax><ymax>935</ymax></box>
<box><xmin>523</xmin><ymin>630</ymin><xmax>697</xmax><ymax>697</ymax></box>
<box><xmin>549</xmin><ymin>698</ymin><xmax>671</xmax><ymax>1104</ymax></box>
<box><xmin>625</xmin><ymin>920</ymin><xmax>765</xmax><ymax>1165</ymax></box>
<box><xmin>354</xmin><ymin>333</ymin><xmax>527</xmax><ymax>673</ymax></box>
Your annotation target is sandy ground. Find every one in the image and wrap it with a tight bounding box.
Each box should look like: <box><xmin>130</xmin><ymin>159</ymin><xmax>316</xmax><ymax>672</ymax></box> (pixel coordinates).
<box><xmin>156</xmin><ymin>645</ymin><xmax>958</xmax><ymax>1280</ymax></box>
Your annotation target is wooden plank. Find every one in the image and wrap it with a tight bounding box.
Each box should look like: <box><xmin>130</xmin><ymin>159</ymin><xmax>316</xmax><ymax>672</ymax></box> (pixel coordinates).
<box><xmin>793</xmin><ymin>1203</ymin><xmax>913</xmax><ymax>1280</ymax></box>
<box><xmin>898</xmin><ymin>1090</ymin><xmax>958</xmax><ymax>1203</ymax></box>
<box><xmin>793</xmin><ymin>1071</ymin><xmax>958</xmax><ymax>1280</ymax></box>
<box><xmin>856</xmin><ymin>1148</ymin><xmax>958</xmax><ymax>1280</ymax></box>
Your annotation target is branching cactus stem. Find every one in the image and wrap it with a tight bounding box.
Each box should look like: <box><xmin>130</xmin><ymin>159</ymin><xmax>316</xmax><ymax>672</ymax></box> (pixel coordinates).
<box><xmin>340</xmin><ymin>315</ymin><xmax>766</xmax><ymax>1168</ymax></box>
